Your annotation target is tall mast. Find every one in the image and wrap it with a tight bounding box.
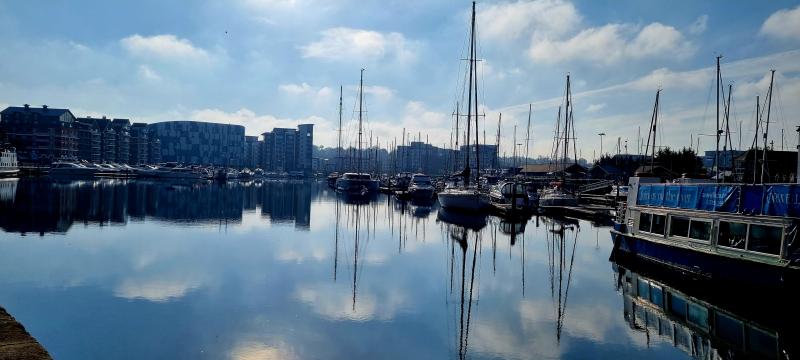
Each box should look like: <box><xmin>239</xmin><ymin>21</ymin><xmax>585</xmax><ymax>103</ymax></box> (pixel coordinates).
<box><xmin>495</xmin><ymin>113</ymin><xmax>501</xmax><ymax>169</ymax></box>
<box><xmin>525</xmin><ymin>104</ymin><xmax>532</xmax><ymax>174</ymax></box>
<box><xmin>644</xmin><ymin>89</ymin><xmax>660</xmax><ymax>170</ymax></box>
<box><xmin>338</xmin><ymin>85</ymin><xmax>343</xmax><ymax>173</ymax></box>
<box><xmin>463</xmin><ymin>1</ymin><xmax>476</xmax><ymax>187</ymax></box>
<box><xmin>563</xmin><ymin>75</ymin><xmax>571</xmax><ymax>175</ymax></box>
<box><xmin>715</xmin><ymin>55</ymin><xmax>721</xmax><ymax>179</ymax></box>
<box><xmin>753</xmin><ymin>95</ymin><xmax>760</xmax><ymax>184</ymax></box>
<box><xmin>358</xmin><ymin>68</ymin><xmax>364</xmax><ymax>175</ymax></box>
<box><xmin>761</xmin><ymin>70</ymin><xmax>775</xmax><ymax>184</ymax></box>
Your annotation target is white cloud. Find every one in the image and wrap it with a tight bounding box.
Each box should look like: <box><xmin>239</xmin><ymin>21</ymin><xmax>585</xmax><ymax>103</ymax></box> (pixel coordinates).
<box><xmin>629</xmin><ymin>67</ymin><xmax>710</xmax><ymax>91</ymax></box>
<box><xmin>585</xmin><ymin>103</ymin><xmax>606</xmax><ymax>113</ymax></box>
<box><xmin>120</xmin><ymin>34</ymin><xmax>211</xmax><ymax>63</ymax></box>
<box><xmin>137</xmin><ymin>64</ymin><xmax>162</xmax><ymax>82</ymax></box>
<box><xmin>478</xmin><ymin>0</ymin><xmax>581</xmax><ymax>41</ymax></box>
<box><xmin>689</xmin><ymin>14</ymin><xmax>708</xmax><ymax>34</ymax></box>
<box><xmin>529</xmin><ymin>23</ymin><xmax>694</xmax><ymax>64</ymax></box>
<box><xmin>278</xmin><ymin>82</ymin><xmax>332</xmax><ymax>97</ymax></box>
<box><xmin>761</xmin><ymin>5</ymin><xmax>800</xmax><ymax>40</ymax></box>
<box><xmin>300</xmin><ymin>27</ymin><xmax>416</xmax><ymax>63</ymax></box>
<box><xmin>189</xmin><ymin>108</ymin><xmax>325</xmax><ymax>136</ymax></box>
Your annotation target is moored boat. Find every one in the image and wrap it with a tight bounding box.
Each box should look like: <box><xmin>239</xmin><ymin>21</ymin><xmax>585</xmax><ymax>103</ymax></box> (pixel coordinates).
<box><xmin>335</xmin><ymin>172</ymin><xmax>379</xmax><ymax>195</ymax></box>
<box><xmin>49</xmin><ymin>161</ymin><xmax>99</xmax><ymax>177</ymax></box>
<box><xmin>407</xmin><ymin>174</ymin><xmax>435</xmax><ymax>200</ymax></box>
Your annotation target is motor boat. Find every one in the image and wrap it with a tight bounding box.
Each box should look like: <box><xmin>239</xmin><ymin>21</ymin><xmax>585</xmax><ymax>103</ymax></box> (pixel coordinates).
<box><xmin>438</xmin><ymin>185</ymin><xmax>488</xmax><ymax>211</ymax></box>
<box><xmin>538</xmin><ymin>182</ymin><xmax>578</xmax><ymax>208</ymax></box>
<box><xmin>489</xmin><ymin>181</ymin><xmax>527</xmax><ymax>208</ymax></box>
<box><xmin>407</xmin><ymin>174</ymin><xmax>435</xmax><ymax>200</ymax></box>
<box><xmin>327</xmin><ymin>172</ymin><xmax>340</xmax><ymax>188</ymax></box>
<box><xmin>607</xmin><ymin>185</ymin><xmax>629</xmax><ymax>198</ymax></box>
<box><xmin>391</xmin><ymin>172</ymin><xmax>413</xmax><ymax>191</ymax></box>
<box><xmin>335</xmin><ymin>172</ymin><xmax>379</xmax><ymax>195</ymax></box>
<box><xmin>159</xmin><ymin>166</ymin><xmax>208</xmax><ymax>180</ymax></box>
<box><xmin>49</xmin><ymin>161</ymin><xmax>99</xmax><ymax>177</ymax></box>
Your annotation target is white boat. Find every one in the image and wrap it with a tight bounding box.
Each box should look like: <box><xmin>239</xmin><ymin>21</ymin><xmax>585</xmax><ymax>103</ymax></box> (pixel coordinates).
<box><xmin>437</xmin><ymin>3</ymin><xmax>489</xmax><ymax>213</ymax></box>
<box><xmin>607</xmin><ymin>185</ymin><xmax>629</xmax><ymax>198</ymax></box>
<box><xmin>0</xmin><ymin>148</ymin><xmax>19</xmax><ymax>177</ymax></box>
<box><xmin>538</xmin><ymin>186</ymin><xmax>578</xmax><ymax>207</ymax></box>
<box><xmin>438</xmin><ymin>187</ymin><xmax>488</xmax><ymax>211</ymax></box>
<box><xmin>335</xmin><ymin>173</ymin><xmax>379</xmax><ymax>195</ymax></box>
<box><xmin>488</xmin><ymin>181</ymin><xmax>527</xmax><ymax>207</ymax></box>
<box><xmin>157</xmin><ymin>166</ymin><xmax>208</xmax><ymax>180</ymax></box>
<box><xmin>407</xmin><ymin>174</ymin><xmax>435</xmax><ymax>199</ymax></box>
<box><xmin>49</xmin><ymin>161</ymin><xmax>99</xmax><ymax>177</ymax></box>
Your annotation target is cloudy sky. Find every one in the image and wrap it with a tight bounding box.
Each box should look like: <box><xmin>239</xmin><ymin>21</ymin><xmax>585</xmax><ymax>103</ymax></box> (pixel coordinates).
<box><xmin>1</xmin><ymin>0</ymin><xmax>799</xmax><ymax>159</ymax></box>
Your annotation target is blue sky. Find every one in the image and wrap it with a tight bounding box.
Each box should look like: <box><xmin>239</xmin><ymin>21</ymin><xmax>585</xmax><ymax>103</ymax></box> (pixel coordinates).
<box><xmin>1</xmin><ymin>0</ymin><xmax>799</xmax><ymax>160</ymax></box>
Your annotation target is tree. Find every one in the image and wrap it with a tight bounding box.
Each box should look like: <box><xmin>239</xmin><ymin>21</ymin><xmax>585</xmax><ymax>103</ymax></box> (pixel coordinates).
<box><xmin>655</xmin><ymin>147</ymin><xmax>704</xmax><ymax>176</ymax></box>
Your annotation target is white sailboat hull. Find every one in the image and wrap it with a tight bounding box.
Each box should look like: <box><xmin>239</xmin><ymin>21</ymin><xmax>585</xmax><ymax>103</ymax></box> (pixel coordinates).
<box><xmin>539</xmin><ymin>189</ymin><xmax>578</xmax><ymax>207</ymax></box>
<box><xmin>437</xmin><ymin>189</ymin><xmax>488</xmax><ymax>211</ymax></box>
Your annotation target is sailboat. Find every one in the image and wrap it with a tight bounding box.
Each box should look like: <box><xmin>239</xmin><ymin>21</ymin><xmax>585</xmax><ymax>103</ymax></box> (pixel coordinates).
<box><xmin>335</xmin><ymin>69</ymin><xmax>380</xmax><ymax>195</ymax></box>
<box><xmin>327</xmin><ymin>86</ymin><xmax>344</xmax><ymax>188</ymax></box>
<box><xmin>438</xmin><ymin>1</ymin><xmax>488</xmax><ymax>212</ymax></box>
<box><xmin>539</xmin><ymin>74</ymin><xmax>579</xmax><ymax>208</ymax></box>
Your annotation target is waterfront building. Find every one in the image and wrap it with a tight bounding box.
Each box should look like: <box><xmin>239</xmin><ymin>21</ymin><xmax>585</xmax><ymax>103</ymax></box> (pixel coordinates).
<box><xmin>148</xmin><ymin>137</ymin><xmax>161</xmax><ymax>164</ymax></box>
<box><xmin>456</xmin><ymin>144</ymin><xmax>499</xmax><ymax>173</ymax></box>
<box><xmin>75</xmin><ymin>118</ymin><xmax>101</xmax><ymax>163</ymax></box>
<box><xmin>244</xmin><ymin>135</ymin><xmax>261</xmax><ymax>169</ymax></box>
<box><xmin>148</xmin><ymin>121</ymin><xmax>245</xmax><ymax>166</ymax></box>
<box><xmin>111</xmin><ymin>119</ymin><xmax>131</xmax><ymax>164</ymax></box>
<box><xmin>0</xmin><ymin>104</ymin><xmax>78</xmax><ymax>164</ymax></box>
<box><xmin>79</xmin><ymin>117</ymin><xmax>117</xmax><ymax>163</ymax></box>
<box><xmin>261</xmin><ymin>124</ymin><xmax>314</xmax><ymax>175</ymax></box>
<box><xmin>129</xmin><ymin>123</ymin><xmax>149</xmax><ymax>165</ymax></box>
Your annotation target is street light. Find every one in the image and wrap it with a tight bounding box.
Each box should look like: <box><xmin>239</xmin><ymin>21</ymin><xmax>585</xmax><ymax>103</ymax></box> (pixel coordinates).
<box><xmin>598</xmin><ymin>133</ymin><xmax>606</xmax><ymax>158</ymax></box>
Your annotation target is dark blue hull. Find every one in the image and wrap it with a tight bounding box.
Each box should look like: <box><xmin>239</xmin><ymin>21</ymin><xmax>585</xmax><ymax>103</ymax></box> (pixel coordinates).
<box><xmin>611</xmin><ymin>231</ymin><xmax>796</xmax><ymax>287</ymax></box>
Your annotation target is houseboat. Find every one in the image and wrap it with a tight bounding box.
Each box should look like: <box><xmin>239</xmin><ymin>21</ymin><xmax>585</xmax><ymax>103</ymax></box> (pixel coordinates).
<box><xmin>611</xmin><ymin>176</ymin><xmax>800</xmax><ymax>287</ymax></box>
<box><xmin>0</xmin><ymin>147</ymin><xmax>19</xmax><ymax>177</ymax></box>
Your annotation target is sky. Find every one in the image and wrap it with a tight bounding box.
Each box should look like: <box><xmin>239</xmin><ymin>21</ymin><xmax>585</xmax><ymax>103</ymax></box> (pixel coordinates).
<box><xmin>1</xmin><ymin>0</ymin><xmax>799</xmax><ymax>160</ymax></box>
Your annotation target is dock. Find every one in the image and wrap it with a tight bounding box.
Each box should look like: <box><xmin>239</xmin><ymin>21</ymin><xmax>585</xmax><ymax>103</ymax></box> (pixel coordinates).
<box><xmin>488</xmin><ymin>203</ymin><xmax>533</xmax><ymax>221</ymax></box>
<box><xmin>0</xmin><ymin>306</ymin><xmax>51</xmax><ymax>360</ymax></box>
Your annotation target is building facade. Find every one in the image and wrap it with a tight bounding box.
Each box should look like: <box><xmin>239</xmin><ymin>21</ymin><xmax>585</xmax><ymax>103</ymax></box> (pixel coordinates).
<box><xmin>148</xmin><ymin>121</ymin><xmax>245</xmax><ymax>166</ymax></box>
<box><xmin>75</xmin><ymin>118</ymin><xmax>101</xmax><ymax>163</ymax></box>
<box><xmin>111</xmin><ymin>119</ymin><xmax>131</xmax><ymax>164</ymax></box>
<box><xmin>244</xmin><ymin>135</ymin><xmax>261</xmax><ymax>169</ymax></box>
<box><xmin>0</xmin><ymin>105</ymin><xmax>78</xmax><ymax>164</ymax></box>
<box><xmin>129</xmin><ymin>123</ymin><xmax>149</xmax><ymax>165</ymax></box>
<box><xmin>261</xmin><ymin>124</ymin><xmax>314</xmax><ymax>174</ymax></box>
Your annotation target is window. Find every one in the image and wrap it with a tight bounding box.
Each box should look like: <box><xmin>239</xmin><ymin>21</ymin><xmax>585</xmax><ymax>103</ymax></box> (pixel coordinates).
<box><xmin>650</xmin><ymin>285</ymin><xmax>664</xmax><ymax>308</ymax></box>
<box><xmin>637</xmin><ymin>279</ymin><xmax>650</xmax><ymax>300</ymax></box>
<box><xmin>639</xmin><ymin>213</ymin><xmax>652</xmax><ymax>232</ymax></box>
<box><xmin>689</xmin><ymin>220</ymin><xmax>712</xmax><ymax>241</ymax></box>
<box><xmin>747</xmin><ymin>224</ymin><xmax>782</xmax><ymax>255</ymax></box>
<box><xmin>687</xmin><ymin>302</ymin><xmax>709</xmax><ymax>329</ymax></box>
<box><xmin>715</xmin><ymin>312</ymin><xmax>744</xmax><ymax>347</ymax></box>
<box><xmin>651</xmin><ymin>215</ymin><xmax>666</xmax><ymax>235</ymax></box>
<box><xmin>718</xmin><ymin>221</ymin><xmax>748</xmax><ymax>249</ymax></box>
<box><xmin>668</xmin><ymin>292</ymin><xmax>687</xmax><ymax>319</ymax></box>
<box><xmin>670</xmin><ymin>217</ymin><xmax>690</xmax><ymax>237</ymax></box>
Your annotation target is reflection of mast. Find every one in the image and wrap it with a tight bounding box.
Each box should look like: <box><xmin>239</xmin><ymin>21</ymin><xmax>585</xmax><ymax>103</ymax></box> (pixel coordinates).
<box><xmin>352</xmin><ymin>204</ymin><xmax>361</xmax><ymax>311</ymax></box>
<box><xmin>547</xmin><ymin>221</ymin><xmax>578</xmax><ymax>343</ymax></box>
<box><xmin>445</xmin><ymin>225</ymin><xmax>479</xmax><ymax>360</ymax></box>
<box><xmin>334</xmin><ymin>196</ymin><xmax>340</xmax><ymax>281</ymax></box>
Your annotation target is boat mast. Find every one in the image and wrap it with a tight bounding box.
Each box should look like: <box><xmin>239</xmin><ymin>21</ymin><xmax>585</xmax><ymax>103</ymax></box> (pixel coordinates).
<box><xmin>644</xmin><ymin>89</ymin><xmax>661</xmax><ymax>170</ymax></box>
<box><xmin>463</xmin><ymin>1</ymin><xmax>476</xmax><ymax>187</ymax></box>
<box><xmin>494</xmin><ymin>113</ymin><xmax>501</xmax><ymax>170</ymax></box>
<box><xmin>752</xmin><ymin>96</ymin><xmax>760</xmax><ymax>184</ymax></box>
<box><xmin>358</xmin><ymin>68</ymin><xmax>364</xmax><ymax>175</ymax></box>
<box><xmin>525</xmin><ymin>104</ymin><xmax>532</xmax><ymax>176</ymax></box>
<box><xmin>338</xmin><ymin>85</ymin><xmax>343</xmax><ymax>173</ymax></box>
<box><xmin>562</xmin><ymin>75</ymin><xmax>571</xmax><ymax>178</ymax></box>
<box><xmin>761</xmin><ymin>70</ymin><xmax>775</xmax><ymax>184</ymax></box>
<box><xmin>715</xmin><ymin>56</ymin><xmax>721</xmax><ymax>179</ymax></box>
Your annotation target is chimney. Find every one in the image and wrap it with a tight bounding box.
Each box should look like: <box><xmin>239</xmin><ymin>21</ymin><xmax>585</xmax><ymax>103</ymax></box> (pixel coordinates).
<box><xmin>42</xmin><ymin>105</ymin><xmax>48</xmax><ymax>110</ymax></box>
<box><xmin>23</xmin><ymin>104</ymin><xmax>30</xmax><ymax>109</ymax></box>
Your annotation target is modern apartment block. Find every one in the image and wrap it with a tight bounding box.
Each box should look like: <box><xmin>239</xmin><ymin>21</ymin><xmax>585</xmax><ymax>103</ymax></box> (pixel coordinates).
<box><xmin>0</xmin><ymin>105</ymin><xmax>78</xmax><ymax>164</ymax></box>
<box><xmin>244</xmin><ymin>135</ymin><xmax>261</xmax><ymax>169</ymax></box>
<box><xmin>129</xmin><ymin>123</ymin><xmax>149</xmax><ymax>165</ymax></box>
<box><xmin>148</xmin><ymin>121</ymin><xmax>245</xmax><ymax>166</ymax></box>
<box><xmin>260</xmin><ymin>124</ymin><xmax>313</xmax><ymax>175</ymax></box>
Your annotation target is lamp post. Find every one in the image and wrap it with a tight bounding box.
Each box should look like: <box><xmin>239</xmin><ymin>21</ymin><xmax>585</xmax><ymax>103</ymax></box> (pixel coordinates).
<box><xmin>598</xmin><ymin>133</ymin><xmax>606</xmax><ymax>158</ymax></box>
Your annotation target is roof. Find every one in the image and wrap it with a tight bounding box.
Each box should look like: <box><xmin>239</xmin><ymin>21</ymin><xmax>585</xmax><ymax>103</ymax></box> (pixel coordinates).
<box><xmin>1</xmin><ymin>105</ymin><xmax>74</xmax><ymax>119</ymax></box>
<box><xmin>520</xmin><ymin>163</ymin><xmax>587</xmax><ymax>174</ymax></box>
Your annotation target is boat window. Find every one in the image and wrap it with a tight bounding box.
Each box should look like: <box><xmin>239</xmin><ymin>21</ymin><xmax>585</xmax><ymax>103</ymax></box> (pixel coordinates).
<box><xmin>638</xmin><ymin>213</ymin><xmax>652</xmax><ymax>232</ymax></box>
<box><xmin>687</xmin><ymin>302</ymin><xmax>708</xmax><ymax>329</ymax></box>
<box><xmin>651</xmin><ymin>215</ymin><xmax>666</xmax><ymax>235</ymax></box>
<box><xmin>650</xmin><ymin>284</ymin><xmax>664</xmax><ymax>308</ymax></box>
<box><xmin>718</xmin><ymin>221</ymin><xmax>747</xmax><ymax>249</ymax></box>
<box><xmin>637</xmin><ymin>279</ymin><xmax>650</xmax><ymax>300</ymax></box>
<box><xmin>689</xmin><ymin>220</ymin><xmax>712</xmax><ymax>241</ymax></box>
<box><xmin>669</xmin><ymin>217</ymin><xmax>690</xmax><ymax>237</ymax></box>
<box><xmin>668</xmin><ymin>292</ymin><xmax>687</xmax><ymax>319</ymax></box>
<box><xmin>715</xmin><ymin>312</ymin><xmax>744</xmax><ymax>348</ymax></box>
<box><xmin>746</xmin><ymin>325</ymin><xmax>778</xmax><ymax>358</ymax></box>
<box><xmin>747</xmin><ymin>224</ymin><xmax>782</xmax><ymax>255</ymax></box>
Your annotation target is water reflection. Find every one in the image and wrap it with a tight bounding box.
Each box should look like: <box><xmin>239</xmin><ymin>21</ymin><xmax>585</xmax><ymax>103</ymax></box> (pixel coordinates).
<box><xmin>0</xmin><ymin>178</ymin><xmax>315</xmax><ymax>234</ymax></box>
<box><xmin>545</xmin><ymin>218</ymin><xmax>579</xmax><ymax>344</ymax></box>
<box><xmin>613</xmin><ymin>256</ymin><xmax>798</xmax><ymax>359</ymax></box>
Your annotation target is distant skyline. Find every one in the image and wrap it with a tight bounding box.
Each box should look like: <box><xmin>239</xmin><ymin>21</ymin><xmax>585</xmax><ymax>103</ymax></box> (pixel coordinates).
<box><xmin>1</xmin><ymin>0</ymin><xmax>799</xmax><ymax>160</ymax></box>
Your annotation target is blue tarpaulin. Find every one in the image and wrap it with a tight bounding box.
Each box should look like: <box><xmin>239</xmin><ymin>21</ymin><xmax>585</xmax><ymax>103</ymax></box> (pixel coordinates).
<box><xmin>637</xmin><ymin>184</ymin><xmax>800</xmax><ymax>217</ymax></box>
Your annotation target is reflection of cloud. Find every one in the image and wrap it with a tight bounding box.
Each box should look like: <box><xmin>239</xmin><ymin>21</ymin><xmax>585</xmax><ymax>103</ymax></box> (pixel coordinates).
<box><xmin>114</xmin><ymin>277</ymin><xmax>200</xmax><ymax>302</ymax></box>
<box><xmin>229</xmin><ymin>341</ymin><xmax>296</xmax><ymax>360</ymax></box>
<box><xmin>294</xmin><ymin>283</ymin><xmax>408</xmax><ymax>321</ymax></box>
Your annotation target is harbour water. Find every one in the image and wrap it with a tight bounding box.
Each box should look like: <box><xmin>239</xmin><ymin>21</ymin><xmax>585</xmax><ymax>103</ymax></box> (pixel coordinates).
<box><xmin>0</xmin><ymin>178</ymin><xmax>795</xmax><ymax>359</ymax></box>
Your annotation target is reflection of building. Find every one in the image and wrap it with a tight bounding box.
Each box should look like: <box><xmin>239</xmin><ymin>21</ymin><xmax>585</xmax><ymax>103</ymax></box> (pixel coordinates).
<box><xmin>0</xmin><ymin>105</ymin><xmax>78</xmax><ymax>164</ymax></box>
<box><xmin>615</xmin><ymin>260</ymin><xmax>787</xmax><ymax>359</ymax></box>
<box><xmin>0</xmin><ymin>178</ymin><xmax>317</xmax><ymax>234</ymax></box>
<box><xmin>261</xmin><ymin>124</ymin><xmax>314</xmax><ymax>174</ymax></box>
<box><xmin>148</xmin><ymin>121</ymin><xmax>245</xmax><ymax>166</ymax></box>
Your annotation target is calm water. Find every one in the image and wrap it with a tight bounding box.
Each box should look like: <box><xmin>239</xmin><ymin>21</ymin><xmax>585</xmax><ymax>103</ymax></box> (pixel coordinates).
<box><xmin>0</xmin><ymin>178</ymin><xmax>793</xmax><ymax>359</ymax></box>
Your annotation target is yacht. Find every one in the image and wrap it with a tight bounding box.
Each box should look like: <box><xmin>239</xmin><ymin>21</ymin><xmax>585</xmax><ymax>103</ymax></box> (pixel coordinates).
<box><xmin>488</xmin><ymin>180</ymin><xmax>527</xmax><ymax>208</ymax></box>
<box><xmin>327</xmin><ymin>172</ymin><xmax>340</xmax><ymax>188</ymax></box>
<box><xmin>407</xmin><ymin>174</ymin><xmax>435</xmax><ymax>200</ymax></box>
<box><xmin>49</xmin><ymin>161</ymin><xmax>99</xmax><ymax>177</ymax></box>
<box><xmin>158</xmin><ymin>166</ymin><xmax>208</xmax><ymax>180</ymax></box>
<box><xmin>335</xmin><ymin>173</ymin><xmax>379</xmax><ymax>195</ymax></box>
<box><xmin>538</xmin><ymin>182</ymin><xmax>579</xmax><ymax>208</ymax></box>
<box><xmin>0</xmin><ymin>148</ymin><xmax>19</xmax><ymax>177</ymax></box>
<box><xmin>611</xmin><ymin>176</ymin><xmax>800</xmax><ymax>287</ymax></box>
<box><xmin>437</xmin><ymin>2</ymin><xmax>488</xmax><ymax>212</ymax></box>
<box><xmin>539</xmin><ymin>74</ymin><xmax>580</xmax><ymax>210</ymax></box>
